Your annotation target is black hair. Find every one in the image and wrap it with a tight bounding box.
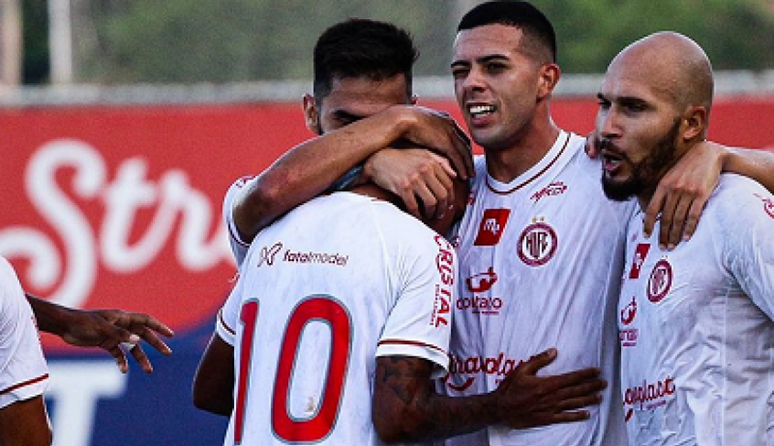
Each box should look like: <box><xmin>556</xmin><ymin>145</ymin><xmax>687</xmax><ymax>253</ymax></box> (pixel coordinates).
<box><xmin>313</xmin><ymin>18</ymin><xmax>419</xmax><ymax>101</ymax></box>
<box><xmin>458</xmin><ymin>1</ymin><xmax>556</xmax><ymax>63</ymax></box>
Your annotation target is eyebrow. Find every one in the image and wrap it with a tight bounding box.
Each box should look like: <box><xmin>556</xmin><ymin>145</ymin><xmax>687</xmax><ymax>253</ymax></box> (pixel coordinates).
<box><xmin>451</xmin><ymin>54</ymin><xmax>509</xmax><ymax>70</ymax></box>
<box><xmin>597</xmin><ymin>92</ymin><xmax>648</xmax><ymax>107</ymax></box>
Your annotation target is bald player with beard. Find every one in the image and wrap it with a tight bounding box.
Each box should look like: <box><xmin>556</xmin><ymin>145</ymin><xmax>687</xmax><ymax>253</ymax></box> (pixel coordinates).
<box><xmin>597</xmin><ymin>31</ymin><xmax>774</xmax><ymax>446</ymax></box>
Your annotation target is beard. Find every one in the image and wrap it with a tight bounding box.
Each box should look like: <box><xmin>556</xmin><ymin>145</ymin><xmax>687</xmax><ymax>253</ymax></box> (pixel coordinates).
<box><xmin>601</xmin><ymin>119</ymin><xmax>681</xmax><ymax>202</ymax></box>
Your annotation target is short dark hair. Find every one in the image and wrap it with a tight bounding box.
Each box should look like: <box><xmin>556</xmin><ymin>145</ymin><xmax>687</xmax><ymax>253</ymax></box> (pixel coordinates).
<box><xmin>458</xmin><ymin>1</ymin><xmax>556</xmax><ymax>63</ymax></box>
<box><xmin>313</xmin><ymin>18</ymin><xmax>419</xmax><ymax>101</ymax></box>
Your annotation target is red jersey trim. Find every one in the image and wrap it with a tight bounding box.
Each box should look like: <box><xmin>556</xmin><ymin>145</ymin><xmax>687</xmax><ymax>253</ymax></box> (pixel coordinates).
<box><xmin>0</xmin><ymin>373</ymin><xmax>49</xmax><ymax>396</ymax></box>
<box><xmin>486</xmin><ymin>132</ymin><xmax>571</xmax><ymax>195</ymax></box>
<box><xmin>377</xmin><ymin>339</ymin><xmax>449</xmax><ymax>358</ymax></box>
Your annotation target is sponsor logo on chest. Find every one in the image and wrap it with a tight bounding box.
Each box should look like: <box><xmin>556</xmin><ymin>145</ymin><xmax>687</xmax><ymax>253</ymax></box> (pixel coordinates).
<box><xmin>619</xmin><ymin>296</ymin><xmax>639</xmax><ymax>347</ymax></box>
<box><xmin>623</xmin><ymin>375</ymin><xmax>677</xmax><ymax>422</ymax></box>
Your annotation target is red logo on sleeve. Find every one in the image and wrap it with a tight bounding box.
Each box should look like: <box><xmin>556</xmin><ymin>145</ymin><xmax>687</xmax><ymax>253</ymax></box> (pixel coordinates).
<box><xmin>474</xmin><ymin>209</ymin><xmax>511</xmax><ymax>246</ymax></box>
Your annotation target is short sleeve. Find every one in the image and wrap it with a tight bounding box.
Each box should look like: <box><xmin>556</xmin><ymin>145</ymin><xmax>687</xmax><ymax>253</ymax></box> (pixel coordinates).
<box><xmin>0</xmin><ymin>258</ymin><xmax>48</xmax><ymax>409</ymax></box>
<box><xmin>215</xmin><ymin>277</ymin><xmax>245</xmax><ymax>347</ymax></box>
<box><xmin>375</xmin><ymin>232</ymin><xmax>456</xmax><ymax>378</ymax></box>
<box><xmin>223</xmin><ymin>176</ymin><xmax>256</xmax><ymax>267</ymax></box>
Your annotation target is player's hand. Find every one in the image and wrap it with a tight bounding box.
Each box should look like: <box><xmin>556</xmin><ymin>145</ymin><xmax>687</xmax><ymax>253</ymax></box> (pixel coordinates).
<box><xmin>585</xmin><ymin>132</ymin><xmax>601</xmax><ymax>158</ymax></box>
<box><xmin>59</xmin><ymin>308</ymin><xmax>174</xmax><ymax>374</ymax></box>
<box><xmin>494</xmin><ymin>348</ymin><xmax>606</xmax><ymax>429</ymax></box>
<box><xmin>644</xmin><ymin>140</ymin><xmax>724</xmax><ymax>249</ymax></box>
<box><xmin>393</xmin><ymin>106</ymin><xmax>474</xmax><ymax>181</ymax></box>
<box><xmin>365</xmin><ymin>148</ymin><xmax>457</xmax><ymax>220</ymax></box>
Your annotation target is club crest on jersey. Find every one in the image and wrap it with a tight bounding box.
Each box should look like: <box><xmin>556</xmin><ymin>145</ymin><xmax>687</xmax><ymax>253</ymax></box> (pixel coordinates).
<box><xmin>474</xmin><ymin>209</ymin><xmax>510</xmax><ymax>246</ymax></box>
<box><xmin>517</xmin><ymin>218</ymin><xmax>557</xmax><ymax>266</ymax></box>
<box><xmin>629</xmin><ymin>243</ymin><xmax>651</xmax><ymax>279</ymax></box>
<box><xmin>754</xmin><ymin>193</ymin><xmax>774</xmax><ymax>219</ymax></box>
<box><xmin>647</xmin><ymin>259</ymin><xmax>672</xmax><ymax>303</ymax></box>
<box><xmin>257</xmin><ymin>242</ymin><xmax>283</xmax><ymax>267</ymax></box>
<box><xmin>530</xmin><ymin>181</ymin><xmax>568</xmax><ymax>203</ymax></box>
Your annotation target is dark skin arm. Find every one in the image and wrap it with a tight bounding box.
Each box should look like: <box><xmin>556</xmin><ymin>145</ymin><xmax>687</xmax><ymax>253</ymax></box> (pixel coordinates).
<box><xmin>0</xmin><ymin>396</ymin><xmax>52</xmax><ymax>446</ymax></box>
<box><xmin>373</xmin><ymin>349</ymin><xmax>606</xmax><ymax>443</ymax></box>
<box><xmin>27</xmin><ymin>294</ymin><xmax>173</xmax><ymax>374</ymax></box>
<box><xmin>234</xmin><ymin>105</ymin><xmax>472</xmax><ymax>243</ymax></box>
<box><xmin>192</xmin><ymin>333</ymin><xmax>234</xmax><ymax>416</ymax></box>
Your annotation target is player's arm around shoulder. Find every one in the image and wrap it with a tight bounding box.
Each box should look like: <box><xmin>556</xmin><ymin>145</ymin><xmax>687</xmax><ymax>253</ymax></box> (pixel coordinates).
<box><xmin>372</xmin><ymin>349</ymin><xmax>607</xmax><ymax>443</ymax></box>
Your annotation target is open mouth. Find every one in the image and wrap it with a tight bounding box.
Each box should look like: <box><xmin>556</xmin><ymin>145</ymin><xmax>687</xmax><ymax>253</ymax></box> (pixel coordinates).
<box><xmin>467</xmin><ymin>104</ymin><xmax>496</xmax><ymax>120</ymax></box>
<box><xmin>602</xmin><ymin>150</ymin><xmax>624</xmax><ymax>173</ymax></box>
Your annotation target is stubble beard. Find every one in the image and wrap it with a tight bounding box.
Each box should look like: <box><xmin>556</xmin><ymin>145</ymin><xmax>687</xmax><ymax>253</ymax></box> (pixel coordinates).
<box><xmin>602</xmin><ymin>119</ymin><xmax>681</xmax><ymax>202</ymax></box>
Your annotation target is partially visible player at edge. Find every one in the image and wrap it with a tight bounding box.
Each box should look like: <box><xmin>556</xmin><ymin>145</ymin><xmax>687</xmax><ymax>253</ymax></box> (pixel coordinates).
<box><xmin>1</xmin><ymin>256</ymin><xmax>173</xmax><ymax>446</ymax></box>
<box><xmin>193</xmin><ymin>18</ymin><xmax>607</xmax><ymax>446</ymax></box>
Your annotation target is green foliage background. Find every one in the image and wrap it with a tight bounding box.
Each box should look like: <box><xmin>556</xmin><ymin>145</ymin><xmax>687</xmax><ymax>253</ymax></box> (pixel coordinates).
<box><xmin>22</xmin><ymin>0</ymin><xmax>774</xmax><ymax>84</ymax></box>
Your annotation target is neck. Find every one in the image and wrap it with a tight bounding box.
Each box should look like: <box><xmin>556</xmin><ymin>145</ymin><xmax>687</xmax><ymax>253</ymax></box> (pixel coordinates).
<box><xmin>485</xmin><ymin>119</ymin><xmax>561</xmax><ymax>183</ymax></box>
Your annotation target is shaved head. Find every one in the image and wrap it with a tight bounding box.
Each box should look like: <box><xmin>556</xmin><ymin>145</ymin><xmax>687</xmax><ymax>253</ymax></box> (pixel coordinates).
<box><xmin>609</xmin><ymin>31</ymin><xmax>713</xmax><ymax>117</ymax></box>
<box><xmin>597</xmin><ymin>32</ymin><xmax>716</xmax><ymax>205</ymax></box>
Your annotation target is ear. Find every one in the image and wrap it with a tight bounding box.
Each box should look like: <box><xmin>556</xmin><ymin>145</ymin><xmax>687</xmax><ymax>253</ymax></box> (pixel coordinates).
<box><xmin>681</xmin><ymin>105</ymin><xmax>708</xmax><ymax>141</ymax></box>
<box><xmin>302</xmin><ymin>94</ymin><xmax>322</xmax><ymax>135</ymax></box>
<box><xmin>536</xmin><ymin>63</ymin><xmax>561</xmax><ymax>100</ymax></box>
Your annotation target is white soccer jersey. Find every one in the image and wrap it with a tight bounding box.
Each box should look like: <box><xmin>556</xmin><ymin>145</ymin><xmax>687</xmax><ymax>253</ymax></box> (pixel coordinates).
<box><xmin>443</xmin><ymin>131</ymin><xmax>634</xmax><ymax>446</ymax></box>
<box><xmin>0</xmin><ymin>257</ymin><xmax>49</xmax><ymax>410</ymax></box>
<box><xmin>218</xmin><ymin>192</ymin><xmax>456</xmax><ymax>446</ymax></box>
<box><xmin>618</xmin><ymin>174</ymin><xmax>774</xmax><ymax>446</ymax></box>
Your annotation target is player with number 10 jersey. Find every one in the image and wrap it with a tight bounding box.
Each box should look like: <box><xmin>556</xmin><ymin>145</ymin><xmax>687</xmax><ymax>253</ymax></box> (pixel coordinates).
<box><xmin>217</xmin><ymin>190</ymin><xmax>456</xmax><ymax>445</ymax></box>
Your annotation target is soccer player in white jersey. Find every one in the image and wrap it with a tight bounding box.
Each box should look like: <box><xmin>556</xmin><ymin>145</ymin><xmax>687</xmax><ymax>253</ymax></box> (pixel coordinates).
<box><xmin>0</xmin><ymin>256</ymin><xmax>52</xmax><ymax>446</ymax></box>
<box><xmin>192</xmin><ymin>18</ymin><xmax>609</xmax><ymax>446</ymax></box>
<box><xmin>598</xmin><ymin>31</ymin><xmax>774</xmax><ymax>446</ymax></box>
<box><xmin>426</xmin><ymin>4</ymin><xmax>774</xmax><ymax>446</ymax></box>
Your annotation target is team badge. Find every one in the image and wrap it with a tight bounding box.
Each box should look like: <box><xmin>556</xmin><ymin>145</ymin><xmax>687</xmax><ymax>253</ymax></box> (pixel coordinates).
<box><xmin>517</xmin><ymin>219</ymin><xmax>557</xmax><ymax>266</ymax></box>
<box><xmin>647</xmin><ymin>259</ymin><xmax>672</xmax><ymax>303</ymax></box>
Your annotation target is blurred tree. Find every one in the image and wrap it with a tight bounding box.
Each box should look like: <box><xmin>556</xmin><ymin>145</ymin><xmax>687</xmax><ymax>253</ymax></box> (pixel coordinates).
<box><xmin>21</xmin><ymin>0</ymin><xmax>49</xmax><ymax>84</ymax></box>
<box><xmin>78</xmin><ymin>0</ymin><xmax>455</xmax><ymax>83</ymax></box>
<box><xmin>22</xmin><ymin>0</ymin><xmax>774</xmax><ymax>84</ymax></box>
<box><xmin>544</xmin><ymin>0</ymin><xmax>774</xmax><ymax>72</ymax></box>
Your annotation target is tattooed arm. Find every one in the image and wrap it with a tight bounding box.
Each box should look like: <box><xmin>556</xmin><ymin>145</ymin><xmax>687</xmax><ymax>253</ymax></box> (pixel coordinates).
<box><xmin>372</xmin><ymin>349</ymin><xmax>605</xmax><ymax>443</ymax></box>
